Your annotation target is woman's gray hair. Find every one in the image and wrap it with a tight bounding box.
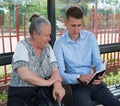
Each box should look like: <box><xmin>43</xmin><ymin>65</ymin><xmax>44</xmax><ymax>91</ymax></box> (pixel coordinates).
<box><xmin>29</xmin><ymin>15</ymin><xmax>51</xmax><ymax>36</ymax></box>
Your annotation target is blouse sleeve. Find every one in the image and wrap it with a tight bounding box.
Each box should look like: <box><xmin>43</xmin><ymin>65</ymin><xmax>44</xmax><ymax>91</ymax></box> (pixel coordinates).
<box><xmin>12</xmin><ymin>41</ymin><xmax>29</xmax><ymax>70</ymax></box>
<box><xmin>49</xmin><ymin>44</ymin><xmax>57</xmax><ymax>63</ymax></box>
<box><xmin>13</xmin><ymin>41</ymin><xmax>28</xmax><ymax>62</ymax></box>
<box><xmin>48</xmin><ymin>44</ymin><xmax>58</xmax><ymax>68</ymax></box>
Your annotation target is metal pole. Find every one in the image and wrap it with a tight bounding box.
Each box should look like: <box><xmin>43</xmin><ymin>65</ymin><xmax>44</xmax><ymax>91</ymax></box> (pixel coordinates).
<box><xmin>94</xmin><ymin>0</ymin><xmax>98</xmax><ymax>29</ymax></box>
<box><xmin>16</xmin><ymin>5</ymin><xmax>19</xmax><ymax>41</ymax></box>
<box><xmin>47</xmin><ymin>0</ymin><xmax>56</xmax><ymax>48</ymax></box>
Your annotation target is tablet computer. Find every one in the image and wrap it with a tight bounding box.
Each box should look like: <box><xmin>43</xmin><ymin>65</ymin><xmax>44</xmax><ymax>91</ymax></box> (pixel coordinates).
<box><xmin>87</xmin><ymin>60</ymin><xmax>107</xmax><ymax>84</ymax></box>
<box><xmin>87</xmin><ymin>69</ymin><xmax>105</xmax><ymax>84</ymax></box>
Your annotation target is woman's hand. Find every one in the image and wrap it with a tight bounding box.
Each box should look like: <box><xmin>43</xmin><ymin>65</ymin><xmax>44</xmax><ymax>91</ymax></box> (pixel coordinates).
<box><xmin>47</xmin><ymin>68</ymin><xmax>62</xmax><ymax>86</ymax></box>
<box><xmin>48</xmin><ymin>67</ymin><xmax>65</xmax><ymax>101</ymax></box>
<box><xmin>53</xmin><ymin>81</ymin><xmax>65</xmax><ymax>101</ymax></box>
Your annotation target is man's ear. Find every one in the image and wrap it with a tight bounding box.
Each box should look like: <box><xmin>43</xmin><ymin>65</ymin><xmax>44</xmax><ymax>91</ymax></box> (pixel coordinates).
<box><xmin>64</xmin><ymin>20</ymin><xmax>67</xmax><ymax>26</ymax></box>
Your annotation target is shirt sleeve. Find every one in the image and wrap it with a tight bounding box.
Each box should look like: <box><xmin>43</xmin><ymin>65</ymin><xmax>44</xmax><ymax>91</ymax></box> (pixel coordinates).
<box><xmin>54</xmin><ymin>40</ymin><xmax>79</xmax><ymax>84</ymax></box>
<box><xmin>91</xmin><ymin>34</ymin><xmax>103</xmax><ymax>71</ymax></box>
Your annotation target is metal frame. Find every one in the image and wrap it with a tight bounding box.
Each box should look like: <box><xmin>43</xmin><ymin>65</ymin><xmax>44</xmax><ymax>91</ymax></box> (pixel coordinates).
<box><xmin>99</xmin><ymin>43</ymin><xmax>120</xmax><ymax>54</ymax></box>
<box><xmin>0</xmin><ymin>52</ymin><xmax>13</xmax><ymax>66</ymax></box>
<box><xmin>47</xmin><ymin>0</ymin><xmax>56</xmax><ymax>47</ymax></box>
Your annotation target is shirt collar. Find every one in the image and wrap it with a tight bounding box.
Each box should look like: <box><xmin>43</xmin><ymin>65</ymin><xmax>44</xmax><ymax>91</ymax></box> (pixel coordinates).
<box><xmin>65</xmin><ymin>30</ymin><xmax>86</xmax><ymax>43</ymax></box>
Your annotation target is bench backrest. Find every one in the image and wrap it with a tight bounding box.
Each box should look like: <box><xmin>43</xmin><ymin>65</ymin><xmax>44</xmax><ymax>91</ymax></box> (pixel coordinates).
<box><xmin>1</xmin><ymin>43</ymin><xmax>120</xmax><ymax>66</ymax></box>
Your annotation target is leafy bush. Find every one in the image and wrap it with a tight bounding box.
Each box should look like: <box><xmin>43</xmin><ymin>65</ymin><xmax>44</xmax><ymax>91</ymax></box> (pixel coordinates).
<box><xmin>103</xmin><ymin>69</ymin><xmax>120</xmax><ymax>86</ymax></box>
<box><xmin>0</xmin><ymin>90</ymin><xmax>7</xmax><ymax>105</ymax></box>
<box><xmin>0</xmin><ymin>65</ymin><xmax>12</xmax><ymax>80</ymax></box>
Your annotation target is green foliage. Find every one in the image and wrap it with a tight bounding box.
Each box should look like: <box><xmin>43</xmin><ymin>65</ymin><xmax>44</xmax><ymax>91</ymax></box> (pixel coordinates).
<box><xmin>0</xmin><ymin>0</ymin><xmax>48</xmax><ymax>29</ymax></box>
<box><xmin>0</xmin><ymin>65</ymin><xmax>12</xmax><ymax>105</ymax></box>
<box><xmin>103</xmin><ymin>70</ymin><xmax>120</xmax><ymax>86</ymax></box>
<box><xmin>18</xmin><ymin>4</ymin><xmax>47</xmax><ymax>29</ymax></box>
<box><xmin>0</xmin><ymin>66</ymin><xmax>5</xmax><ymax>79</ymax></box>
<box><xmin>0</xmin><ymin>65</ymin><xmax>12</xmax><ymax>79</ymax></box>
<box><xmin>0</xmin><ymin>90</ymin><xmax>7</xmax><ymax>106</ymax></box>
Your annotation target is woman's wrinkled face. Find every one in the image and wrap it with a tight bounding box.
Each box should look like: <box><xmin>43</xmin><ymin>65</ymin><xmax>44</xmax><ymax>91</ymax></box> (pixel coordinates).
<box><xmin>34</xmin><ymin>23</ymin><xmax>51</xmax><ymax>48</ymax></box>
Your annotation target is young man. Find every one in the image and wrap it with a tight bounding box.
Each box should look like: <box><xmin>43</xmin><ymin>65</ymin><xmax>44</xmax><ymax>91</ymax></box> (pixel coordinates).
<box><xmin>54</xmin><ymin>6</ymin><xmax>120</xmax><ymax>106</ymax></box>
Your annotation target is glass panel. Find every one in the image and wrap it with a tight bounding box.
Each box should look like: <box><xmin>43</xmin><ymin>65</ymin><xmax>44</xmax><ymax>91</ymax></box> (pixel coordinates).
<box><xmin>55</xmin><ymin>0</ymin><xmax>120</xmax><ymax>41</ymax></box>
<box><xmin>0</xmin><ymin>0</ymin><xmax>47</xmax><ymax>53</ymax></box>
<box><xmin>55</xmin><ymin>0</ymin><xmax>94</xmax><ymax>38</ymax></box>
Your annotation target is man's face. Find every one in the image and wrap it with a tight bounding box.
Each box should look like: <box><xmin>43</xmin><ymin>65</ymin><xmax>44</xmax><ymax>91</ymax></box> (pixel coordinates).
<box><xmin>65</xmin><ymin>17</ymin><xmax>83</xmax><ymax>38</ymax></box>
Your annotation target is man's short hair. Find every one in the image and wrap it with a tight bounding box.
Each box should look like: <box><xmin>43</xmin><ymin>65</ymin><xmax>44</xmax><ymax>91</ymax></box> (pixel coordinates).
<box><xmin>66</xmin><ymin>6</ymin><xmax>84</xmax><ymax>20</ymax></box>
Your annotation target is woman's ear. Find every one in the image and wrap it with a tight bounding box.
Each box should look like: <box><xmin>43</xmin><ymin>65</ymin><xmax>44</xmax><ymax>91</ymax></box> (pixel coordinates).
<box><xmin>32</xmin><ymin>31</ymin><xmax>38</xmax><ymax>39</ymax></box>
<box><xmin>33</xmin><ymin>31</ymin><xmax>38</xmax><ymax>36</ymax></box>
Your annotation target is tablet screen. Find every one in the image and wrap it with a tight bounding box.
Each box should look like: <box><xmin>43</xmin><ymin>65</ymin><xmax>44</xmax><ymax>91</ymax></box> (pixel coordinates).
<box><xmin>87</xmin><ymin>60</ymin><xmax>107</xmax><ymax>84</ymax></box>
<box><xmin>87</xmin><ymin>70</ymin><xmax>105</xmax><ymax>84</ymax></box>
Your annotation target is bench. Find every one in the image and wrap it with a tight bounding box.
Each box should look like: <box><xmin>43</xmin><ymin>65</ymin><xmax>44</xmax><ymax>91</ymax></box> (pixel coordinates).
<box><xmin>0</xmin><ymin>43</ymin><xmax>120</xmax><ymax>106</ymax></box>
<box><xmin>109</xmin><ymin>85</ymin><xmax>120</xmax><ymax>98</ymax></box>
<box><xmin>0</xmin><ymin>52</ymin><xmax>13</xmax><ymax>106</ymax></box>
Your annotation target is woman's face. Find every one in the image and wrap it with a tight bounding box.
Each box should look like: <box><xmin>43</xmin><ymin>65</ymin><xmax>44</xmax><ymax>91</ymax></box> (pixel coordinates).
<box><xmin>33</xmin><ymin>24</ymin><xmax>51</xmax><ymax>48</ymax></box>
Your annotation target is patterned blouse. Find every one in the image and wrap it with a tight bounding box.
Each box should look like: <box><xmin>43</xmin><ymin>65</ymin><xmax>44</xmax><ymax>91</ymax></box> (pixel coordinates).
<box><xmin>10</xmin><ymin>38</ymin><xmax>58</xmax><ymax>87</ymax></box>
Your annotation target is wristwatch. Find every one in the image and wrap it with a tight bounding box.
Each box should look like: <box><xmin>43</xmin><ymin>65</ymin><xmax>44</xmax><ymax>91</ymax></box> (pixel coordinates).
<box><xmin>77</xmin><ymin>74</ymin><xmax>81</xmax><ymax>82</ymax></box>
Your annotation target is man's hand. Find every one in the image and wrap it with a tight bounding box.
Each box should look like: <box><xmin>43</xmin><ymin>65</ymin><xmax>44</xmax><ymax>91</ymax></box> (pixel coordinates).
<box><xmin>92</xmin><ymin>75</ymin><xmax>104</xmax><ymax>84</ymax></box>
<box><xmin>78</xmin><ymin>74</ymin><xmax>92</xmax><ymax>84</ymax></box>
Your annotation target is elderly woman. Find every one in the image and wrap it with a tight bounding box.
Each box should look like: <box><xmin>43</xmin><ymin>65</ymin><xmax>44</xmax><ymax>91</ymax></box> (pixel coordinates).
<box><xmin>7</xmin><ymin>14</ymin><xmax>65</xmax><ymax>106</ymax></box>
